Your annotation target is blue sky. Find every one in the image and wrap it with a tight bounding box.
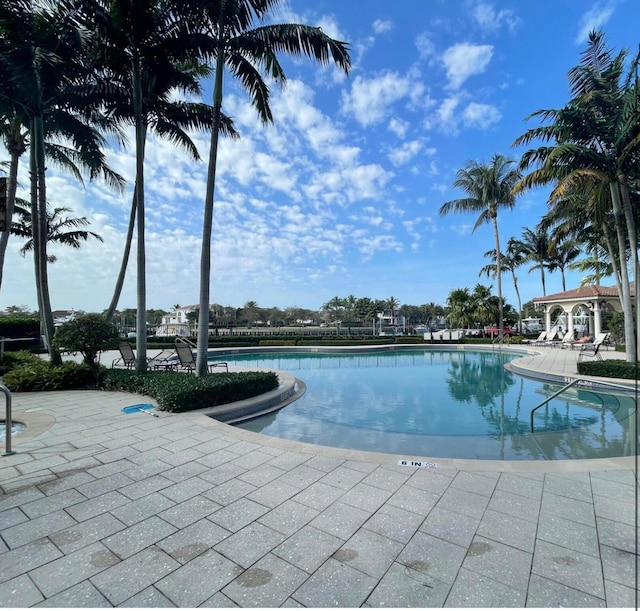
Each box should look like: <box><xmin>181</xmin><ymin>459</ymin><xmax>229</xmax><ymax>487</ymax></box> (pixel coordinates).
<box><xmin>1</xmin><ymin>0</ymin><xmax>639</xmax><ymax>314</ymax></box>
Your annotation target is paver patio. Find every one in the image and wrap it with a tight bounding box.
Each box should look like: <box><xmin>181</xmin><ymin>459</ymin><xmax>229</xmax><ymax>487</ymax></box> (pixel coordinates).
<box><xmin>0</xmin><ymin>346</ymin><xmax>638</xmax><ymax>607</ymax></box>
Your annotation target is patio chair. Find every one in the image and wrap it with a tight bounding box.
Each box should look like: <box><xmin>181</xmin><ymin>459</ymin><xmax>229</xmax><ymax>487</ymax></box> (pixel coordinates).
<box><xmin>112</xmin><ymin>342</ymin><xmax>137</xmax><ymax>368</ymax></box>
<box><xmin>577</xmin><ymin>333</ymin><xmax>608</xmax><ymax>361</ymax></box>
<box><xmin>522</xmin><ymin>331</ymin><xmax>546</xmax><ymax>345</ymax></box>
<box><xmin>148</xmin><ymin>349</ymin><xmax>179</xmax><ymax>370</ymax></box>
<box><xmin>174</xmin><ymin>339</ymin><xmax>228</xmax><ymax>373</ymax></box>
<box><xmin>550</xmin><ymin>331</ymin><xmax>573</xmax><ymax>348</ymax></box>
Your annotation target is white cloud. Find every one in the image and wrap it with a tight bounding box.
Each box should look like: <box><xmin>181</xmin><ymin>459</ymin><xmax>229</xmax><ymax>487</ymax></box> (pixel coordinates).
<box><xmin>575</xmin><ymin>1</ymin><xmax>616</xmax><ymax>44</ymax></box>
<box><xmin>388</xmin><ymin>116</ymin><xmax>410</xmax><ymax>138</ymax></box>
<box><xmin>442</xmin><ymin>43</ymin><xmax>493</xmax><ymax>89</ymax></box>
<box><xmin>341</xmin><ymin>72</ymin><xmax>416</xmax><ymax>126</ymax></box>
<box><xmin>470</xmin><ymin>1</ymin><xmax>521</xmax><ymax>34</ymax></box>
<box><xmin>388</xmin><ymin>140</ymin><xmax>424</xmax><ymax>167</ymax></box>
<box><xmin>372</xmin><ymin>19</ymin><xmax>393</xmax><ymax>35</ymax></box>
<box><xmin>415</xmin><ymin>33</ymin><xmax>436</xmax><ymax>60</ymax></box>
<box><xmin>461</xmin><ymin>102</ymin><xmax>501</xmax><ymax>129</ymax></box>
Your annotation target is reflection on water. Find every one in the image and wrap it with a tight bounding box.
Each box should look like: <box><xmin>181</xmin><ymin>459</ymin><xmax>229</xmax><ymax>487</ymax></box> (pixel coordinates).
<box><xmin>226</xmin><ymin>350</ymin><xmax>638</xmax><ymax>460</ymax></box>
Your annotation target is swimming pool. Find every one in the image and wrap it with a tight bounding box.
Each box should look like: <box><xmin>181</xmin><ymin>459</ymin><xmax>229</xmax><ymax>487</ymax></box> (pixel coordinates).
<box><xmin>216</xmin><ymin>348</ymin><xmax>637</xmax><ymax>461</ymax></box>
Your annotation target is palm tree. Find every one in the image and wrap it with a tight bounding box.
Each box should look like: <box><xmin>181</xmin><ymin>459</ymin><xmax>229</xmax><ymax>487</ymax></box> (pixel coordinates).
<box><xmin>547</xmin><ymin>238</ymin><xmax>581</xmax><ymax>292</ymax></box>
<box><xmin>386</xmin><ymin>296</ymin><xmax>400</xmax><ymax>328</ymax></box>
<box><xmin>480</xmin><ymin>237</ymin><xmax>526</xmax><ymax>332</ymax></box>
<box><xmin>446</xmin><ymin>287</ymin><xmax>472</xmax><ymax>329</ymax></box>
<box><xmin>513</xmin><ymin>30</ymin><xmax>640</xmax><ymax>360</ymax></box>
<box><xmin>187</xmin><ymin>0</ymin><xmax>351</xmax><ymax>376</ymax></box>
<box><xmin>0</xmin><ymin>0</ymin><xmax>123</xmax><ymax>363</ymax></box>
<box><xmin>439</xmin><ymin>153</ymin><xmax>521</xmax><ymax>340</ymax></box>
<box><xmin>515</xmin><ymin>225</ymin><xmax>552</xmax><ymax>296</ymax></box>
<box><xmin>11</xmin><ymin>204</ymin><xmax>103</xmax><ymax>262</ymax></box>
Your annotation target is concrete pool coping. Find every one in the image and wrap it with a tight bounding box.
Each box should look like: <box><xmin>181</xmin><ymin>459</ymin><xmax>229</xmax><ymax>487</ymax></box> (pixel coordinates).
<box><xmin>0</xmin><ymin>344</ymin><xmax>637</xmax><ymax>608</ymax></box>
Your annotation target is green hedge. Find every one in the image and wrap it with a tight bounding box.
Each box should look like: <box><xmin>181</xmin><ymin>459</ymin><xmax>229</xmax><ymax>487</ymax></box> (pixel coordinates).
<box><xmin>103</xmin><ymin>369</ymin><xmax>279</xmax><ymax>412</ymax></box>
<box><xmin>577</xmin><ymin>359</ymin><xmax>640</xmax><ymax>379</ymax></box>
<box><xmin>3</xmin><ymin>360</ymin><xmax>97</xmax><ymax>391</ymax></box>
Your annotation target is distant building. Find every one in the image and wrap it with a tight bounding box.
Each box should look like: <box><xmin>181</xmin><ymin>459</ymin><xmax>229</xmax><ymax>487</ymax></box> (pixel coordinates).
<box><xmin>155</xmin><ymin>305</ymin><xmax>196</xmax><ymax>337</ymax></box>
<box><xmin>52</xmin><ymin>310</ymin><xmax>78</xmax><ymax>326</ymax></box>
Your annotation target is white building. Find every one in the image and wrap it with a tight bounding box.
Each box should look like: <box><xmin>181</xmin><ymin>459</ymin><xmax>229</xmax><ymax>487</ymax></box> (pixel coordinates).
<box><xmin>155</xmin><ymin>305</ymin><xmax>197</xmax><ymax>337</ymax></box>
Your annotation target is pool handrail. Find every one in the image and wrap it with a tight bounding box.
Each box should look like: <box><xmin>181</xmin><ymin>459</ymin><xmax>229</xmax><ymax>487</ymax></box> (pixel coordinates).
<box><xmin>529</xmin><ymin>377</ymin><xmax>637</xmax><ymax>432</ymax></box>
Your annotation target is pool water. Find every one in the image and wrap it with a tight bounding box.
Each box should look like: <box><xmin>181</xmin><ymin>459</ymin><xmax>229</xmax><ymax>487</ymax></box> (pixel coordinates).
<box><xmin>220</xmin><ymin>349</ymin><xmax>638</xmax><ymax>460</ymax></box>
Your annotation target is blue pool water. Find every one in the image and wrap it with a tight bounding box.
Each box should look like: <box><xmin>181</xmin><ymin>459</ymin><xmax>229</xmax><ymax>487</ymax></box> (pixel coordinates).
<box><xmin>219</xmin><ymin>349</ymin><xmax>638</xmax><ymax>460</ymax></box>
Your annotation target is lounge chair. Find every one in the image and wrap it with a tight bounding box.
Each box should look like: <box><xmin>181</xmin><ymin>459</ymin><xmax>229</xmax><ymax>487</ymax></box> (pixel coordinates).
<box><xmin>174</xmin><ymin>340</ymin><xmax>228</xmax><ymax>373</ymax></box>
<box><xmin>112</xmin><ymin>342</ymin><xmax>179</xmax><ymax>370</ymax></box>
<box><xmin>112</xmin><ymin>342</ymin><xmax>137</xmax><ymax>368</ymax></box>
<box><xmin>148</xmin><ymin>349</ymin><xmax>179</xmax><ymax>370</ymax></box>
<box><xmin>550</xmin><ymin>331</ymin><xmax>573</xmax><ymax>347</ymax></box>
<box><xmin>577</xmin><ymin>333</ymin><xmax>608</xmax><ymax>361</ymax></box>
<box><xmin>522</xmin><ymin>331</ymin><xmax>546</xmax><ymax>345</ymax></box>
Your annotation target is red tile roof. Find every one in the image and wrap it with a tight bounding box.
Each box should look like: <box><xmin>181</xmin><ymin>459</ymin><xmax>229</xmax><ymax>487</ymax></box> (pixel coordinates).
<box><xmin>532</xmin><ymin>284</ymin><xmax>633</xmax><ymax>302</ymax></box>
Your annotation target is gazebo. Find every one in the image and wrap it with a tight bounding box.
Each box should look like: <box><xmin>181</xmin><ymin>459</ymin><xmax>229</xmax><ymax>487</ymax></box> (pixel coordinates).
<box><xmin>531</xmin><ymin>285</ymin><xmax>630</xmax><ymax>338</ymax></box>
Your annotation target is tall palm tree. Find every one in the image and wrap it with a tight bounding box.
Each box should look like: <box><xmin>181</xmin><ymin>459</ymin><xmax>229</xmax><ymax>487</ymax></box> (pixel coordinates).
<box><xmin>0</xmin><ymin>0</ymin><xmax>123</xmax><ymax>362</ymax></box>
<box><xmin>187</xmin><ymin>0</ymin><xmax>351</xmax><ymax>376</ymax></box>
<box><xmin>11</xmin><ymin>203</ymin><xmax>103</xmax><ymax>262</ymax></box>
<box><xmin>515</xmin><ymin>225</ymin><xmax>552</xmax><ymax>296</ymax></box>
<box><xmin>513</xmin><ymin>30</ymin><xmax>640</xmax><ymax>360</ymax></box>
<box><xmin>86</xmin><ymin>0</ymin><xmax>237</xmax><ymax>370</ymax></box>
<box><xmin>480</xmin><ymin>237</ymin><xmax>526</xmax><ymax>332</ymax></box>
<box><xmin>446</xmin><ymin>287</ymin><xmax>472</xmax><ymax>329</ymax></box>
<box><xmin>439</xmin><ymin>153</ymin><xmax>521</xmax><ymax>340</ymax></box>
<box><xmin>547</xmin><ymin>238</ymin><xmax>581</xmax><ymax>292</ymax></box>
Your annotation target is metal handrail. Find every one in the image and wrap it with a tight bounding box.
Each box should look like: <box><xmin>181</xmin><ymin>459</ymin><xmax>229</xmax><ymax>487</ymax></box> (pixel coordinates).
<box><xmin>1</xmin><ymin>382</ymin><xmax>15</xmax><ymax>456</ymax></box>
<box><xmin>530</xmin><ymin>377</ymin><xmax>637</xmax><ymax>432</ymax></box>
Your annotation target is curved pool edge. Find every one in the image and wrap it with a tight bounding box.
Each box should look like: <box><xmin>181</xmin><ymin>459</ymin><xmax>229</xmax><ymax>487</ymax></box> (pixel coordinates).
<box><xmin>188</xmin><ymin>409</ymin><xmax>637</xmax><ymax>473</ymax></box>
<box><xmin>193</xmin><ymin>370</ymin><xmax>305</xmax><ymax>424</ymax></box>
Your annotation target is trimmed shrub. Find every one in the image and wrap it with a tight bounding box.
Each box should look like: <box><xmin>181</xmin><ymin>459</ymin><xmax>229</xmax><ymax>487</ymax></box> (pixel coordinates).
<box><xmin>259</xmin><ymin>339</ymin><xmax>297</xmax><ymax>346</ymax></box>
<box><xmin>0</xmin><ymin>350</ymin><xmax>41</xmax><ymax>376</ymax></box>
<box><xmin>103</xmin><ymin>369</ymin><xmax>279</xmax><ymax>413</ymax></box>
<box><xmin>53</xmin><ymin>314</ymin><xmax>120</xmax><ymax>375</ymax></box>
<box><xmin>577</xmin><ymin>359</ymin><xmax>640</xmax><ymax>380</ymax></box>
<box><xmin>3</xmin><ymin>360</ymin><xmax>97</xmax><ymax>391</ymax></box>
<box><xmin>395</xmin><ymin>336</ymin><xmax>424</xmax><ymax>344</ymax></box>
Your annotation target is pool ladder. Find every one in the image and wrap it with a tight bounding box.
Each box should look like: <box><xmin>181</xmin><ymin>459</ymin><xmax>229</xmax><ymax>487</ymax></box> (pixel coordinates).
<box><xmin>529</xmin><ymin>377</ymin><xmax>637</xmax><ymax>432</ymax></box>
<box><xmin>1</xmin><ymin>382</ymin><xmax>15</xmax><ymax>456</ymax></box>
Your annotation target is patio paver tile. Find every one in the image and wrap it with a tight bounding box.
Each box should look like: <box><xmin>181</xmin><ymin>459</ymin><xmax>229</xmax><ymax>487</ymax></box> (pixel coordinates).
<box><xmin>0</xmin><ymin>574</ymin><xmax>44</xmax><ymax>608</ymax></box>
<box><xmin>366</xmin><ymin>561</ymin><xmax>451</xmax><ymax>607</ymax></box>
<box><xmin>334</xmin><ymin>528</ymin><xmax>404</xmax><ymax>579</ymax></box>
<box><xmin>444</xmin><ymin>566</ymin><xmax>526</xmax><ymax>608</ymax></box>
<box><xmin>222</xmin><ymin>553</ymin><xmax>308</xmax><ymax>608</ymax></box>
<box><xmin>461</xmin><ymin>535</ymin><xmax>532</xmax><ymax>592</ymax></box>
<box><xmin>213</xmin><ymin>522</ymin><xmax>286</xmax><ymax>568</ymax></box>
<box><xmin>292</xmin><ymin>558</ymin><xmax>377</xmax><ymax>608</ymax></box>
<box><xmin>28</xmin><ymin>542</ymin><xmax>119</xmax><ymax>597</ymax></box>
<box><xmin>90</xmin><ymin>546</ymin><xmax>180</xmax><ymax>606</ymax></box>
<box><xmin>272</xmin><ymin>525</ymin><xmax>343</xmax><ymax>574</ymax></box>
<box><xmin>531</xmin><ymin>539</ymin><xmax>605</xmax><ymax>598</ymax></box>
<box><xmin>526</xmin><ymin>574</ymin><xmax>605</xmax><ymax>607</ymax></box>
<box><xmin>154</xmin><ymin>549</ymin><xmax>241</xmax><ymax>607</ymax></box>
<box><xmin>364</xmin><ymin>504</ymin><xmax>425</xmax><ymax>544</ymax></box>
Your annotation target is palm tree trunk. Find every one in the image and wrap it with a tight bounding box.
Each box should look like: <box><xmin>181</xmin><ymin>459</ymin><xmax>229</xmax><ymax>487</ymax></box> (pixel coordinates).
<box><xmin>609</xmin><ymin>182</ymin><xmax>636</xmax><ymax>361</ymax></box>
<box><xmin>132</xmin><ymin>55</ymin><xmax>148</xmax><ymax>372</ymax></box>
<box><xmin>33</xmin><ymin>114</ymin><xmax>60</xmax><ymax>364</ymax></box>
<box><xmin>105</xmin><ymin>185</ymin><xmax>137</xmax><ymax>322</ymax></box>
<box><xmin>618</xmin><ymin>175</ymin><xmax>639</xmax><ymax>360</ymax></box>
<box><xmin>0</xmin><ymin>145</ymin><xmax>22</xmax><ymax>295</ymax></box>
<box><xmin>511</xmin><ymin>271</ymin><xmax>522</xmax><ymax>333</ymax></box>
<box><xmin>196</xmin><ymin>5</ymin><xmax>226</xmax><ymax>378</ymax></box>
<box><xmin>492</xmin><ymin>216</ymin><xmax>504</xmax><ymax>340</ymax></box>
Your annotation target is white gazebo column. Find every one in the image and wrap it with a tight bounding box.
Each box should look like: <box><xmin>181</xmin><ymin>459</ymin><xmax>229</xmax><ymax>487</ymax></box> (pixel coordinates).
<box><xmin>544</xmin><ymin>307</ymin><xmax>552</xmax><ymax>333</ymax></box>
<box><xmin>565</xmin><ymin>307</ymin><xmax>574</xmax><ymax>338</ymax></box>
<box><xmin>592</xmin><ymin>302</ymin><xmax>603</xmax><ymax>336</ymax></box>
